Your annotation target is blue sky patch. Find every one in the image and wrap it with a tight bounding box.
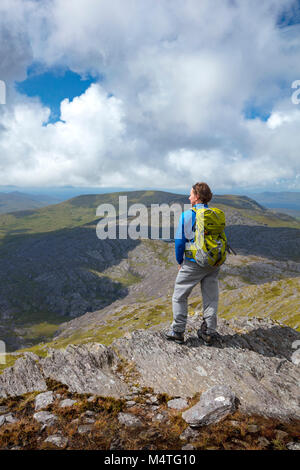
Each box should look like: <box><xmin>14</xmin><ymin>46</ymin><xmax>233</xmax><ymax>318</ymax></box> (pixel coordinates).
<box><xmin>16</xmin><ymin>64</ymin><xmax>101</xmax><ymax>123</ymax></box>
<box><xmin>243</xmin><ymin>104</ymin><xmax>271</xmax><ymax>121</ymax></box>
<box><xmin>277</xmin><ymin>0</ymin><xmax>300</xmax><ymax>27</ymax></box>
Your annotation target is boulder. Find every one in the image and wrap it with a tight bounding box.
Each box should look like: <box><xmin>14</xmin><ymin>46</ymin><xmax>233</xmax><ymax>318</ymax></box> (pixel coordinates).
<box><xmin>44</xmin><ymin>434</ymin><xmax>68</xmax><ymax>448</ymax></box>
<box><xmin>33</xmin><ymin>411</ymin><xmax>57</xmax><ymax>427</ymax></box>
<box><xmin>78</xmin><ymin>424</ymin><xmax>93</xmax><ymax>434</ymax></box>
<box><xmin>35</xmin><ymin>391</ymin><xmax>54</xmax><ymax>410</ymax></box>
<box><xmin>287</xmin><ymin>441</ymin><xmax>300</xmax><ymax>450</ymax></box>
<box><xmin>182</xmin><ymin>385</ymin><xmax>236</xmax><ymax>427</ymax></box>
<box><xmin>167</xmin><ymin>398</ymin><xmax>188</xmax><ymax>410</ymax></box>
<box><xmin>59</xmin><ymin>399</ymin><xmax>76</xmax><ymax>408</ymax></box>
<box><xmin>3</xmin><ymin>413</ymin><xmax>18</xmax><ymax>424</ymax></box>
<box><xmin>118</xmin><ymin>412</ymin><xmax>143</xmax><ymax>428</ymax></box>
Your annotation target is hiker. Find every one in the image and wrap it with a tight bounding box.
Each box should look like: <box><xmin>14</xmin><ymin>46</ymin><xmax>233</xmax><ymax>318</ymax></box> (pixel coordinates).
<box><xmin>164</xmin><ymin>182</ymin><xmax>222</xmax><ymax>346</ymax></box>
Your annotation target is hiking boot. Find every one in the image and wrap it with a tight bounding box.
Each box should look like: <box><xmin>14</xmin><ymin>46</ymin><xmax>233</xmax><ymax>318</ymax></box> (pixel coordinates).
<box><xmin>197</xmin><ymin>330</ymin><xmax>214</xmax><ymax>346</ymax></box>
<box><xmin>163</xmin><ymin>329</ymin><xmax>184</xmax><ymax>344</ymax></box>
<box><xmin>197</xmin><ymin>320</ymin><xmax>220</xmax><ymax>346</ymax></box>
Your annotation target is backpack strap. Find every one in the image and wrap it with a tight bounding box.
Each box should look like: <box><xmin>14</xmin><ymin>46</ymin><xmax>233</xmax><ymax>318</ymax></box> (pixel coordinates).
<box><xmin>190</xmin><ymin>206</ymin><xmax>206</xmax><ymax>239</ymax></box>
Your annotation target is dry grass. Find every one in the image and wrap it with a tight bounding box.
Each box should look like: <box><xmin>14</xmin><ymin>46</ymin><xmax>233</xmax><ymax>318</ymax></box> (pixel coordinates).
<box><xmin>0</xmin><ymin>384</ymin><xmax>299</xmax><ymax>450</ymax></box>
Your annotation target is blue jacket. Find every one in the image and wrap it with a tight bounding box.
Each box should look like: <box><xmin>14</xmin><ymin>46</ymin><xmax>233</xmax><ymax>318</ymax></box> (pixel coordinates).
<box><xmin>175</xmin><ymin>202</ymin><xmax>208</xmax><ymax>264</ymax></box>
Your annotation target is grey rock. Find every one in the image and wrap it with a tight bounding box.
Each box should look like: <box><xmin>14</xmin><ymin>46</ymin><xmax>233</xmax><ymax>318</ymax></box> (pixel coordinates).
<box><xmin>35</xmin><ymin>391</ymin><xmax>54</xmax><ymax>410</ymax></box>
<box><xmin>112</xmin><ymin>317</ymin><xmax>300</xmax><ymax>421</ymax></box>
<box><xmin>182</xmin><ymin>444</ymin><xmax>195</xmax><ymax>450</ymax></box>
<box><xmin>23</xmin><ymin>352</ymin><xmax>40</xmax><ymax>361</ymax></box>
<box><xmin>167</xmin><ymin>398</ymin><xmax>188</xmax><ymax>410</ymax></box>
<box><xmin>87</xmin><ymin>395</ymin><xmax>97</xmax><ymax>402</ymax></box>
<box><xmin>59</xmin><ymin>399</ymin><xmax>76</xmax><ymax>408</ymax></box>
<box><xmin>0</xmin><ymin>406</ymin><xmax>8</xmax><ymax>414</ymax></box>
<box><xmin>247</xmin><ymin>424</ymin><xmax>259</xmax><ymax>433</ymax></box>
<box><xmin>78</xmin><ymin>425</ymin><xmax>93</xmax><ymax>434</ymax></box>
<box><xmin>83</xmin><ymin>417</ymin><xmax>96</xmax><ymax>424</ymax></box>
<box><xmin>44</xmin><ymin>435</ymin><xmax>68</xmax><ymax>448</ymax></box>
<box><xmin>152</xmin><ymin>413</ymin><xmax>165</xmax><ymax>422</ymax></box>
<box><xmin>124</xmin><ymin>395</ymin><xmax>134</xmax><ymax>400</ymax></box>
<box><xmin>118</xmin><ymin>412</ymin><xmax>143</xmax><ymax>428</ymax></box>
<box><xmin>179</xmin><ymin>426</ymin><xmax>201</xmax><ymax>441</ymax></box>
<box><xmin>229</xmin><ymin>420</ymin><xmax>240</xmax><ymax>427</ymax></box>
<box><xmin>0</xmin><ymin>415</ymin><xmax>6</xmax><ymax>427</ymax></box>
<box><xmin>150</xmin><ymin>405</ymin><xmax>160</xmax><ymax>411</ymax></box>
<box><xmin>182</xmin><ymin>385</ymin><xmax>236</xmax><ymax>427</ymax></box>
<box><xmin>33</xmin><ymin>411</ymin><xmax>57</xmax><ymax>426</ymax></box>
<box><xmin>148</xmin><ymin>396</ymin><xmax>159</xmax><ymax>404</ymax></box>
<box><xmin>275</xmin><ymin>430</ymin><xmax>289</xmax><ymax>440</ymax></box>
<box><xmin>84</xmin><ymin>411</ymin><xmax>96</xmax><ymax>417</ymax></box>
<box><xmin>291</xmin><ymin>349</ymin><xmax>300</xmax><ymax>366</ymax></box>
<box><xmin>257</xmin><ymin>436</ymin><xmax>270</xmax><ymax>448</ymax></box>
<box><xmin>126</xmin><ymin>400</ymin><xmax>136</xmax><ymax>407</ymax></box>
<box><xmin>3</xmin><ymin>413</ymin><xmax>18</xmax><ymax>424</ymax></box>
<box><xmin>41</xmin><ymin>343</ymin><xmax>129</xmax><ymax>397</ymax></box>
<box><xmin>0</xmin><ymin>354</ymin><xmax>47</xmax><ymax>398</ymax></box>
<box><xmin>287</xmin><ymin>441</ymin><xmax>300</xmax><ymax>450</ymax></box>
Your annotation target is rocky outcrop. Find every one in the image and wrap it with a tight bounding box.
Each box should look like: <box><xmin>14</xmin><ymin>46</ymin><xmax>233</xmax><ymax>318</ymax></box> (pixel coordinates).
<box><xmin>0</xmin><ymin>352</ymin><xmax>47</xmax><ymax>398</ymax></box>
<box><xmin>112</xmin><ymin>315</ymin><xmax>300</xmax><ymax>421</ymax></box>
<box><xmin>0</xmin><ymin>344</ymin><xmax>129</xmax><ymax>399</ymax></box>
<box><xmin>40</xmin><ymin>343</ymin><xmax>129</xmax><ymax>396</ymax></box>
<box><xmin>0</xmin><ymin>316</ymin><xmax>299</xmax><ymax>422</ymax></box>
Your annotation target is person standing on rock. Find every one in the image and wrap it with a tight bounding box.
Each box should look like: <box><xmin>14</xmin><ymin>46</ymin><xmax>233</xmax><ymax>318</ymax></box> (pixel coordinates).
<box><xmin>164</xmin><ymin>182</ymin><xmax>222</xmax><ymax>346</ymax></box>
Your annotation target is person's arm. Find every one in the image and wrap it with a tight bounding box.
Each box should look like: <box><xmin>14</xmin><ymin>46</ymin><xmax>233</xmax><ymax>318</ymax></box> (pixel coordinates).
<box><xmin>175</xmin><ymin>212</ymin><xmax>186</xmax><ymax>265</ymax></box>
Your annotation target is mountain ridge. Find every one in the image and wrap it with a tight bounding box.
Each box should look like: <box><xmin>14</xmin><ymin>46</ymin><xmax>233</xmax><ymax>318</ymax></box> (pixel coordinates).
<box><xmin>0</xmin><ymin>190</ymin><xmax>300</xmax><ymax>351</ymax></box>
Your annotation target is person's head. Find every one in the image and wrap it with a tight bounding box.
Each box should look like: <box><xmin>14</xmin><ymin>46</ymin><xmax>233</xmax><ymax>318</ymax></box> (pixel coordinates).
<box><xmin>189</xmin><ymin>182</ymin><xmax>213</xmax><ymax>205</ymax></box>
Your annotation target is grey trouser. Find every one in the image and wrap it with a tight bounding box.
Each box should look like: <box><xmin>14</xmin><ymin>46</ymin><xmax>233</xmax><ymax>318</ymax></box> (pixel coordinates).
<box><xmin>171</xmin><ymin>258</ymin><xmax>220</xmax><ymax>334</ymax></box>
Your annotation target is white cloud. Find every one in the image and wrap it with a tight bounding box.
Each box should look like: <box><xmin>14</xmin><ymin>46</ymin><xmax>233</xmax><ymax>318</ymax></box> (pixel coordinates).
<box><xmin>1</xmin><ymin>0</ymin><xmax>300</xmax><ymax>190</ymax></box>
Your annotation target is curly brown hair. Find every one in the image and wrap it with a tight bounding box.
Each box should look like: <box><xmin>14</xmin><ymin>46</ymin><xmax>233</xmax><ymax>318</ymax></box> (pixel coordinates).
<box><xmin>192</xmin><ymin>182</ymin><xmax>213</xmax><ymax>204</ymax></box>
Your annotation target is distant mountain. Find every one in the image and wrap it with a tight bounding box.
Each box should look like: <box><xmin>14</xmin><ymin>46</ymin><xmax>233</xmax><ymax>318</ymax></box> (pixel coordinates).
<box><xmin>251</xmin><ymin>191</ymin><xmax>300</xmax><ymax>210</ymax></box>
<box><xmin>0</xmin><ymin>191</ymin><xmax>60</xmax><ymax>214</ymax></box>
<box><xmin>0</xmin><ymin>190</ymin><xmax>299</xmax><ymax>242</ymax></box>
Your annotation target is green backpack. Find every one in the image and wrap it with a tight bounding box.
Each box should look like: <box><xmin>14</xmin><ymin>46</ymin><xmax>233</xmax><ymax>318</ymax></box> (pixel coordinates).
<box><xmin>184</xmin><ymin>206</ymin><xmax>228</xmax><ymax>267</ymax></box>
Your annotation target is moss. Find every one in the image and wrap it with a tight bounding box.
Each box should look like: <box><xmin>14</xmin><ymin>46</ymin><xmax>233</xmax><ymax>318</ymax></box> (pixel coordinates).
<box><xmin>21</xmin><ymin>322</ymin><xmax>61</xmax><ymax>341</ymax></box>
<box><xmin>0</xmin><ymin>354</ymin><xmax>18</xmax><ymax>374</ymax></box>
<box><xmin>218</xmin><ymin>277</ymin><xmax>300</xmax><ymax>331</ymax></box>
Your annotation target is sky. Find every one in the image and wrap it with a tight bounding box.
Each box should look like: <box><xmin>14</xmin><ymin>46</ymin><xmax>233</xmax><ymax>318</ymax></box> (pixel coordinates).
<box><xmin>1</xmin><ymin>0</ymin><xmax>300</xmax><ymax>195</ymax></box>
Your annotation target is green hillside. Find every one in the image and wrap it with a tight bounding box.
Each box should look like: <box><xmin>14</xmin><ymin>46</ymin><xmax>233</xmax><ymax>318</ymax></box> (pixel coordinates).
<box><xmin>0</xmin><ymin>191</ymin><xmax>60</xmax><ymax>214</ymax></box>
<box><xmin>0</xmin><ymin>190</ymin><xmax>299</xmax><ymax>245</ymax></box>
